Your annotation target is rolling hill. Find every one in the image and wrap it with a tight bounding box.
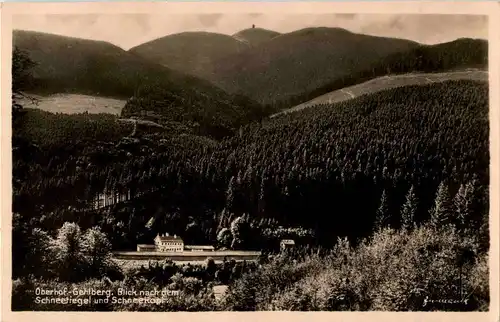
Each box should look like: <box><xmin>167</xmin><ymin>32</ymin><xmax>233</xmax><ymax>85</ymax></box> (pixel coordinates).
<box><xmin>232</xmin><ymin>27</ymin><xmax>281</xmax><ymax>46</ymax></box>
<box><xmin>13</xmin><ymin>30</ymin><xmax>266</xmax><ymax>138</ymax></box>
<box><xmin>129</xmin><ymin>29</ymin><xmax>281</xmax><ymax>79</ymax></box>
<box><xmin>209</xmin><ymin>30</ymin><xmax>487</xmax><ymax>110</ymax></box>
<box><xmin>13</xmin><ymin>30</ymin><xmax>229</xmax><ymax>99</ymax></box>
<box><xmin>128</xmin><ymin>31</ymin><xmax>249</xmax><ymax>79</ymax></box>
<box><xmin>376</xmin><ymin>37</ymin><xmax>488</xmax><ymax>74</ymax></box>
<box><xmin>273</xmin><ymin>69</ymin><xmax>488</xmax><ymax>117</ymax></box>
<box><xmin>209</xmin><ymin>27</ymin><xmax>421</xmax><ymax>106</ymax></box>
<box><xmin>127</xmin><ymin>27</ymin><xmax>487</xmax><ymax>112</ymax></box>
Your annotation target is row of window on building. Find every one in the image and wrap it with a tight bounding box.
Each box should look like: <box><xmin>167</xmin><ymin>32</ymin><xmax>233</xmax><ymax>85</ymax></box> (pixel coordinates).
<box><xmin>136</xmin><ymin>233</ymin><xmax>296</xmax><ymax>253</ymax></box>
<box><xmin>136</xmin><ymin>233</ymin><xmax>215</xmax><ymax>252</ymax></box>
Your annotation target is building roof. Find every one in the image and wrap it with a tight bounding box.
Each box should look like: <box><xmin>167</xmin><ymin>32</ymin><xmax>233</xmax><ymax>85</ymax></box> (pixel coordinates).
<box><xmin>281</xmin><ymin>239</ymin><xmax>295</xmax><ymax>244</ymax></box>
<box><xmin>184</xmin><ymin>245</ymin><xmax>215</xmax><ymax>250</ymax></box>
<box><xmin>155</xmin><ymin>233</ymin><xmax>183</xmax><ymax>242</ymax></box>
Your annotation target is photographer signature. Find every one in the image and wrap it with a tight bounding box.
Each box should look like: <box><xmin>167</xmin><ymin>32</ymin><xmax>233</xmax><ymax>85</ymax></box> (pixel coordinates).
<box><xmin>422</xmin><ymin>296</ymin><xmax>469</xmax><ymax>307</ymax></box>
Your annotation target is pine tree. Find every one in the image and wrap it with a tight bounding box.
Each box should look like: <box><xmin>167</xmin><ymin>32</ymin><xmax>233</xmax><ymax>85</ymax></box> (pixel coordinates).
<box><xmin>465</xmin><ymin>177</ymin><xmax>482</xmax><ymax>230</ymax></box>
<box><xmin>12</xmin><ymin>46</ymin><xmax>37</xmax><ymax>121</ymax></box>
<box><xmin>401</xmin><ymin>185</ymin><xmax>418</xmax><ymax>230</ymax></box>
<box><xmin>52</xmin><ymin>222</ymin><xmax>86</xmax><ymax>282</ymax></box>
<box><xmin>217</xmin><ymin>227</ymin><xmax>232</xmax><ymax>249</ymax></box>
<box><xmin>24</xmin><ymin>228</ymin><xmax>55</xmax><ymax>278</ymax></box>
<box><xmin>453</xmin><ymin>183</ymin><xmax>470</xmax><ymax>230</ymax></box>
<box><xmin>455</xmin><ymin>178</ymin><xmax>482</xmax><ymax>233</ymax></box>
<box><xmin>478</xmin><ymin>209</ymin><xmax>489</xmax><ymax>253</ymax></box>
<box><xmin>81</xmin><ymin>226</ymin><xmax>112</xmax><ymax>276</ymax></box>
<box><xmin>226</xmin><ymin>176</ymin><xmax>236</xmax><ymax>212</ymax></box>
<box><xmin>230</xmin><ymin>216</ymin><xmax>250</xmax><ymax>250</ymax></box>
<box><xmin>258</xmin><ymin>174</ymin><xmax>266</xmax><ymax>215</ymax></box>
<box><xmin>374</xmin><ymin>189</ymin><xmax>390</xmax><ymax>230</ymax></box>
<box><xmin>430</xmin><ymin>181</ymin><xmax>453</xmax><ymax>229</ymax></box>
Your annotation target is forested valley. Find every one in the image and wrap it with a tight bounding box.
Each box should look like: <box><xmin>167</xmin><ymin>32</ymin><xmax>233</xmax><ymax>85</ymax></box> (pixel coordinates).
<box><xmin>11</xmin><ymin>38</ymin><xmax>490</xmax><ymax>311</ymax></box>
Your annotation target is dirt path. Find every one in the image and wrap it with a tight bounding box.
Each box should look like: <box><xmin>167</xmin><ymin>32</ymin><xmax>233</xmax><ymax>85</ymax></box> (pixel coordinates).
<box><xmin>271</xmin><ymin>70</ymin><xmax>487</xmax><ymax>118</ymax></box>
<box><xmin>341</xmin><ymin>89</ymin><xmax>355</xmax><ymax>99</ymax></box>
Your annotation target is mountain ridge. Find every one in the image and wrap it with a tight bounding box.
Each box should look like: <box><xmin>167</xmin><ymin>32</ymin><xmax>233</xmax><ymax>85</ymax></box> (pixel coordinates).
<box><xmin>209</xmin><ymin>27</ymin><xmax>421</xmax><ymax>106</ymax></box>
<box><xmin>272</xmin><ymin>69</ymin><xmax>488</xmax><ymax>117</ymax></box>
<box><xmin>13</xmin><ymin>29</ymin><xmax>267</xmax><ymax>139</ymax></box>
<box><xmin>128</xmin><ymin>31</ymin><xmax>249</xmax><ymax>79</ymax></box>
<box><xmin>232</xmin><ymin>27</ymin><xmax>281</xmax><ymax>46</ymax></box>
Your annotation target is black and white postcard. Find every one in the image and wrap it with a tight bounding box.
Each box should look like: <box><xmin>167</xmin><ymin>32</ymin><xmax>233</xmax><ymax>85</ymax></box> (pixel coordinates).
<box><xmin>1</xmin><ymin>2</ymin><xmax>499</xmax><ymax>321</ymax></box>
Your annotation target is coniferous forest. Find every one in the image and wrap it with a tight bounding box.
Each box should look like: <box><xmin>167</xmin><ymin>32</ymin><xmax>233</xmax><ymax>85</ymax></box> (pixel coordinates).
<box><xmin>10</xmin><ymin>22</ymin><xmax>490</xmax><ymax>312</ymax></box>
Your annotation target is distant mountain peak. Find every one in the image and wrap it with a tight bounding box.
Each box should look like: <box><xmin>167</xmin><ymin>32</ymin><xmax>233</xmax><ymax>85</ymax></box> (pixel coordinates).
<box><xmin>233</xmin><ymin>27</ymin><xmax>280</xmax><ymax>35</ymax></box>
<box><xmin>13</xmin><ymin>29</ymin><xmax>123</xmax><ymax>51</ymax></box>
<box><xmin>290</xmin><ymin>26</ymin><xmax>353</xmax><ymax>36</ymax></box>
<box><xmin>152</xmin><ymin>31</ymin><xmax>235</xmax><ymax>39</ymax></box>
<box><xmin>128</xmin><ymin>31</ymin><xmax>249</xmax><ymax>78</ymax></box>
<box><xmin>232</xmin><ymin>28</ymin><xmax>281</xmax><ymax>46</ymax></box>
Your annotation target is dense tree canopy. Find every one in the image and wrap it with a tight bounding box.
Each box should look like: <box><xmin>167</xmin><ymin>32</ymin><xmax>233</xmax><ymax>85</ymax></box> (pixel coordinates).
<box><xmin>11</xmin><ymin>24</ymin><xmax>490</xmax><ymax>312</ymax></box>
<box><xmin>12</xmin><ymin>80</ymin><xmax>489</xmax><ymax>252</ymax></box>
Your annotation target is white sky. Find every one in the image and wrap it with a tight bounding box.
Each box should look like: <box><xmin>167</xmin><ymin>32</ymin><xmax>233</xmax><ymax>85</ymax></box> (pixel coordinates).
<box><xmin>13</xmin><ymin>13</ymin><xmax>488</xmax><ymax>50</ymax></box>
